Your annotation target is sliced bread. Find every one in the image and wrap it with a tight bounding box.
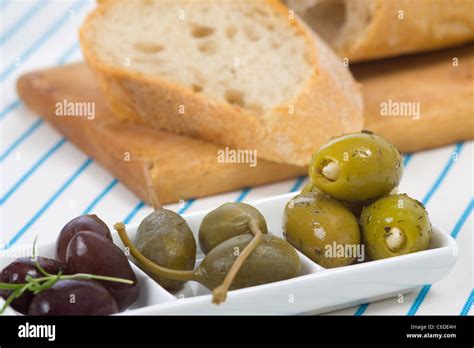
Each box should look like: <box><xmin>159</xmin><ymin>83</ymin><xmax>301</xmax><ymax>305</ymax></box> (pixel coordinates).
<box><xmin>287</xmin><ymin>0</ymin><xmax>474</xmax><ymax>62</ymax></box>
<box><xmin>80</xmin><ymin>0</ymin><xmax>363</xmax><ymax>166</ymax></box>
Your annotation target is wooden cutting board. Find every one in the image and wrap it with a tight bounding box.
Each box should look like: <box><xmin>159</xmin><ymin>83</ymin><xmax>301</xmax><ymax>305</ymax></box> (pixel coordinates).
<box><xmin>17</xmin><ymin>45</ymin><xmax>473</xmax><ymax>205</ymax></box>
<box><xmin>356</xmin><ymin>44</ymin><xmax>473</xmax><ymax>152</ymax></box>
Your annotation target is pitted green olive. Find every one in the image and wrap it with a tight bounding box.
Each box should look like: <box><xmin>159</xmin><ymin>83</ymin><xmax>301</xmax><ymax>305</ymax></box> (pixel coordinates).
<box><xmin>309</xmin><ymin>131</ymin><xmax>403</xmax><ymax>202</ymax></box>
<box><xmin>360</xmin><ymin>194</ymin><xmax>432</xmax><ymax>260</ymax></box>
<box><xmin>301</xmin><ymin>182</ymin><xmax>315</xmax><ymax>194</ymax></box>
<box><xmin>300</xmin><ymin>182</ymin><xmax>368</xmax><ymax>217</ymax></box>
<box><xmin>283</xmin><ymin>192</ymin><xmax>361</xmax><ymax>268</ymax></box>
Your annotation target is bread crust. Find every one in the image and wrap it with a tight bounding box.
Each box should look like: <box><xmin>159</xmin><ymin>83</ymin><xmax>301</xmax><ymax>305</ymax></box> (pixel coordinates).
<box><xmin>350</xmin><ymin>0</ymin><xmax>474</xmax><ymax>61</ymax></box>
<box><xmin>290</xmin><ymin>0</ymin><xmax>474</xmax><ymax>62</ymax></box>
<box><xmin>80</xmin><ymin>0</ymin><xmax>363</xmax><ymax>166</ymax></box>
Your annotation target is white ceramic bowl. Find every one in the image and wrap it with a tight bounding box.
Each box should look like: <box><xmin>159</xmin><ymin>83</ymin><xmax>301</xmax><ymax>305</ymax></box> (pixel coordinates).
<box><xmin>0</xmin><ymin>193</ymin><xmax>457</xmax><ymax>315</ymax></box>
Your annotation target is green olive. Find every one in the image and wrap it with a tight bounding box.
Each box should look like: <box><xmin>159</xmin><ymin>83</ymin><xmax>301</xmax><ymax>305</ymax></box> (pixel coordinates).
<box><xmin>135</xmin><ymin>209</ymin><xmax>196</xmax><ymax>291</ymax></box>
<box><xmin>309</xmin><ymin>131</ymin><xmax>403</xmax><ymax>202</ymax></box>
<box><xmin>301</xmin><ymin>182</ymin><xmax>315</xmax><ymax>194</ymax></box>
<box><xmin>199</xmin><ymin>202</ymin><xmax>268</xmax><ymax>254</ymax></box>
<box><xmin>360</xmin><ymin>194</ymin><xmax>432</xmax><ymax>260</ymax></box>
<box><xmin>301</xmin><ymin>182</ymin><xmax>369</xmax><ymax>217</ymax></box>
<box><xmin>343</xmin><ymin>200</ymin><xmax>373</xmax><ymax>218</ymax></box>
<box><xmin>283</xmin><ymin>192</ymin><xmax>361</xmax><ymax>268</ymax></box>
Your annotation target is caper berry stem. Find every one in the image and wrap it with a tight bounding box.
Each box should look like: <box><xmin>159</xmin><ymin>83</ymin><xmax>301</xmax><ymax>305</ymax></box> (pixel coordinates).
<box><xmin>212</xmin><ymin>219</ymin><xmax>263</xmax><ymax>305</ymax></box>
<box><xmin>114</xmin><ymin>223</ymin><xmax>199</xmax><ymax>282</ymax></box>
<box><xmin>143</xmin><ymin>161</ymin><xmax>162</xmax><ymax>211</ymax></box>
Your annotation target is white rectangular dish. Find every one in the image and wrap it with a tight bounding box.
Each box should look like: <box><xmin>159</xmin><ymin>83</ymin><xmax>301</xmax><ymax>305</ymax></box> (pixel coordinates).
<box><xmin>0</xmin><ymin>193</ymin><xmax>458</xmax><ymax>315</ymax></box>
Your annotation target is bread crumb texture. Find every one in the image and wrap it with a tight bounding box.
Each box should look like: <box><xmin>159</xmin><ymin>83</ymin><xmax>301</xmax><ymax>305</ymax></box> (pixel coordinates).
<box><xmin>82</xmin><ymin>0</ymin><xmax>312</xmax><ymax>112</ymax></box>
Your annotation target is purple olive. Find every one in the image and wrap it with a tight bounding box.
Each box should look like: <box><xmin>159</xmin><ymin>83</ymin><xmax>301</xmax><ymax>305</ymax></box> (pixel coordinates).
<box><xmin>56</xmin><ymin>214</ymin><xmax>112</xmax><ymax>263</ymax></box>
<box><xmin>28</xmin><ymin>279</ymin><xmax>118</xmax><ymax>315</ymax></box>
<box><xmin>66</xmin><ymin>232</ymin><xmax>138</xmax><ymax>311</ymax></box>
<box><xmin>0</xmin><ymin>257</ymin><xmax>65</xmax><ymax>314</ymax></box>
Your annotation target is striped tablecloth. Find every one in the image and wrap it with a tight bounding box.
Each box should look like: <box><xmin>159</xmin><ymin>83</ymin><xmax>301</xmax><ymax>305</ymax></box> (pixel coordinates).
<box><xmin>1</xmin><ymin>0</ymin><xmax>472</xmax><ymax>316</ymax></box>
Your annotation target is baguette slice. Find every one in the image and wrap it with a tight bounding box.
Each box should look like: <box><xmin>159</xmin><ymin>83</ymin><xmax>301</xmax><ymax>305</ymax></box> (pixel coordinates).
<box><xmin>287</xmin><ymin>0</ymin><xmax>474</xmax><ymax>62</ymax></box>
<box><xmin>17</xmin><ymin>63</ymin><xmax>307</xmax><ymax>205</ymax></box>
<box><xmin>80</xmin><ymin>0</ymin><xmax>363</xmax><ymax>166</ymax></box>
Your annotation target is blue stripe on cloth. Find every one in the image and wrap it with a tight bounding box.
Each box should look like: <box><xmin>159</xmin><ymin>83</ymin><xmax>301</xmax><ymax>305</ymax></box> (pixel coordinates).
<box><xmin>422</xmin><ymin>143</ymin><xmax>463</xmax><ymax>206</ymax></box>
<box><xmin>403</xmin><ymin>154</ymin><xmax>413</xmax><ymax>167</ymax></box>
<box><xmin>354</xmin><ymin>303</ymin><xmax>369</xmax><ymax>316</ymax></box>
<box><xmin>407</xmin><ymin>285</ymin><xmax>432</xmax><ymax>316</ymax></box>
<box><xmin>407</xmin><ymin>199</ymin><xmax>473</xmax><ymax>315</ymax></box>
<box><xmin>460</xmin><ymin>290</ymin><xmax>473</xmax><ymax>316</ymax></box>
<box><xmin>2</xmin><ymin>158</ymin><xmax>93</xmax><ymax>249</ymax></box>
<box><xmin>450</xmin><ymin>199</ymin><xmax>473</xmax><ymax>239</ymax></box>
<box><xmin>178</xmin><ymin>198</ymin><xmax>195</xmax><ymax>214</ymax></box>
<box><xmin>121</xmin><ymin>176</ymin><xmax>306</xmax><ymax>225</ymax></box>
<box><xmin>0</xmin><ymin>118</ymin><xmax>43</xmax><ymax>161</ymax></box>
<box><xmin>0</xmin><ymin>1</ymin><xmax>47</xmax><ymax>46</ymax></box>
<box><xmin>0</xmin><ymin>41</ymin><xmax>80</xmax><ymax>201</ymax></box>
<box><xmin>0</xmin><ymin>41</ymin><xmax>79</xmax><ymax>121</ymax></box>
<box><xmin>0</xmin><ymin>138</ymin><xmax>67</xmax><ymax>205</ymax></box>
<box><xmin>235</xmin><ymin>188</ymin><xmax>251</xmax><ymax>202</ymax></box>
<box><xmin>82</xmin><ymin>179</ymin><xmax>119</xmax><ymax>214</ymax></box>
<box><xmin>123</xmin><ymin>201</ymin><xmax>146</xmax><ymax>225</ymax></box>
<box><xmin>122</xmin><ymin>184</ymin><xmax>250</xmax><ymax>227</ymax></box>
<box><xmin>0</xmin><ymin>98</ymin><xmax>21</xmax><ymax>120</ymax></box>
<box><xmin>1</xmin><ymin>0</ymin><xmax>86</xmax><ymax>80</ymax></box>
<box><xmin>290</xmin><ymin>176</ymin><xmax>306</xmax><ymax>192</ymax></box>
<box><xmin>355</xmin><ymin>144</ymin><xmax>462</xmax><ymax>316</ymax></box>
